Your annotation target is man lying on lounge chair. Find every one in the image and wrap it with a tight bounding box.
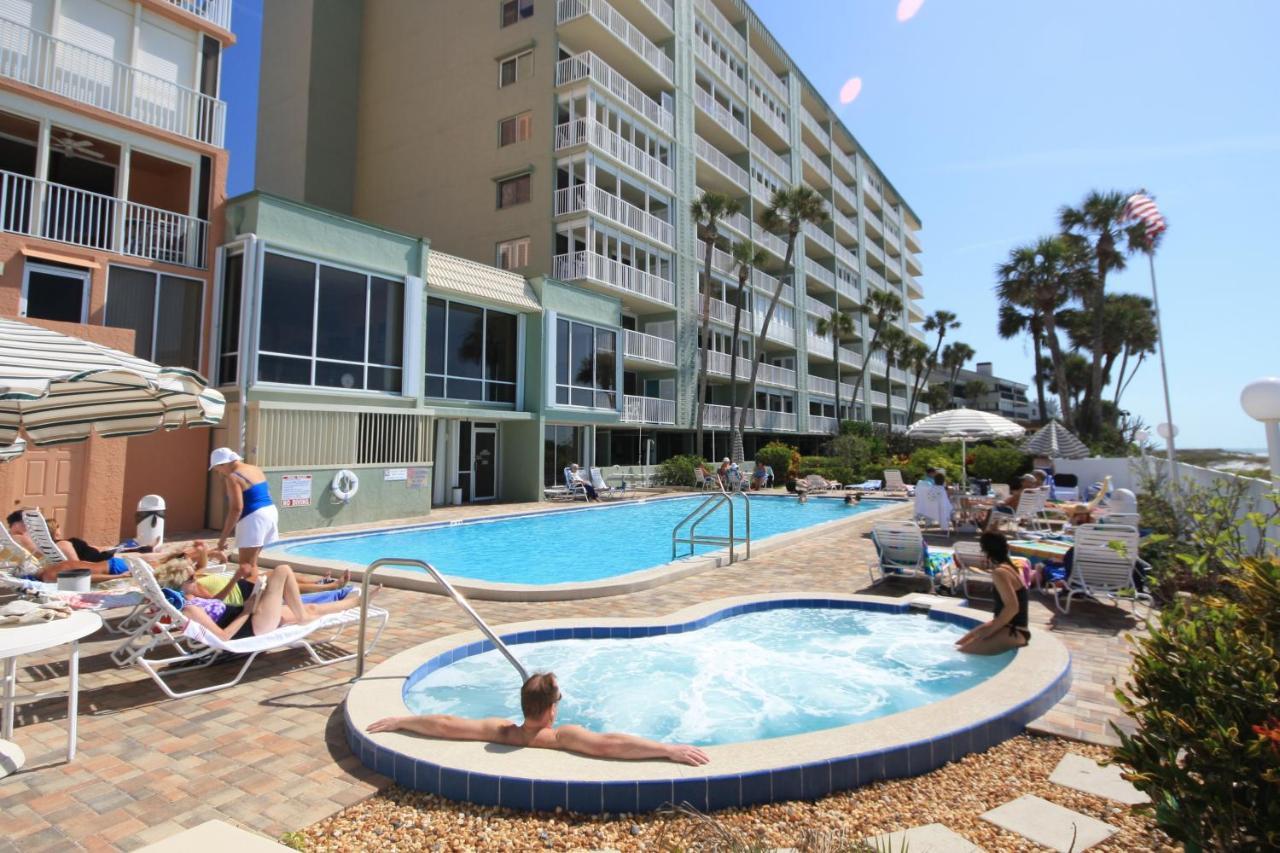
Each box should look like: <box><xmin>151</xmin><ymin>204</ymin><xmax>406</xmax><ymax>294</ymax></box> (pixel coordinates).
<box><xmin>367</xmin><ymin>672</ymin><xmax>710</xmax><ymax>766</ymax></box>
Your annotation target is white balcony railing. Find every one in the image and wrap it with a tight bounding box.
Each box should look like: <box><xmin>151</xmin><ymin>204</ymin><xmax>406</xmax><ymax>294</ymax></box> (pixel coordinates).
<box><xmin>702</xmin><ymin>402</ymin><xmax>732</xmax><ymax>429</ymax></box>
<box><xmin>704</xmin><ymin>293</ymin><xmax>745</xmax><ymax>328</ymax></box>
<box><xmin>801</xmin><ymin>145</ymin><xmax>827</xmax><ymax>179</ymax></box>
<box><xmin>907</xmin><ymin>274</ymin><xmax>924</xmax><ymax>299</ymax></box>
<box><xmin>694</xmin><ymin>135</ymin><xmax>748</xmax><ymax>190</ymax></box>
<box><xmin>808</xmin><ymin>375</ymin><xmax>835</xmax><ymax>396</ymax></box>
<box><xmin>805</xmin><ymin>295</ymin><xmax>832</xmax><ymax>318</ymax></box>
<box><xmin>750</xmin><ymin>86</ymin><xmax>789</xmax><ymax>140</ymax></box>
<box><xmin>862</xmin><ymin>174</ymin><xmax>884</xmax><ymax>205</ymax></box>
<box><xmin>891</xmin><ymin>395</ymin><xmax>908</xmax><ymax>410</ymax></box>
<box><xmin>0</xmin><ymin>170</ymin><xmax>208</xmax><ymax>268</ymax></box>
<box><xmin>557</xmin><ymin>0</ymin><xmax>673</xmax><ymax>82</ymax></box>
<box><xmin>694</xmin><ymin>0</ymin><xmax>745</xmax><ymax>55</ymax></box>
<box><xmin>839</xmin><ymin>347</ymin><xmax>863</xmax><ymax>370</ymax></box>
<box><xmin>554</xmin><ymin>251</ymin><xmax>675</xmax><ymax>305</ymax></box>
<box><xmin>835</xmin><ymin>243</ymin><xmax>858</xmax><ymax>271</ymax></box>
<box><xmin>833</xmin><ymin>180</ymin><xmax>858</xmax><ymax>212</ymax></box>
<box><xmin>0</xmin><ymin>17</ymin><xmax>226</xmax><ymax>147</ymax></box>
<box><xmin>750</xmin><ymin>136</ymin><xmax>791</xmax><ymax>186</ymax></box>
<box><xmin>556</xmin><ymin>52</ymin><xmax>673</xmax><ymax>135</ymax></box>
<box><xmin>869</xmin><ymin>390</ymin><xmax>888</xmax><ymax>407</ymax></box>
<box><xmin>810</xmin><ymin>415</ymin><xmax>837</xmax><ymax>434</ymax></box>
<box><xmin>800</xmin><ymin>109</ymin><xmax>830</xmax><ymax>150</ymax></box>
<box><xmin>803</xmin><ymin>221</ymin><xmax>834</xmax><ymax>253</ymax></box>
<box><xmin>622</xmin><ymin>395</ymin><xmax>676</xmax><ymax>424</ymax></box>
<box><xmin>745</xmin><ymin>409</ymin><xmax>797</xmax><ymax>431</ymax></box>
<box><xmin>748</xmin><ymin>48</ymin><xmax>787</xmax><ymax>101</ymax></box>
<box><xmin>805</xmin><ymin>258</ymin><xmax>835</xmax><ymax>289</ymax></box>
<box><xmin>717</xmin><ymin>205</ymin><xmax>752</xmax><ymax>241</ymax></box>
<box><xmin>833</xmin><ymin>209</ymin><xmax>858</xmax><ymax>240</ymax></box>
<box><xmin>693</xmin><ymin>86</ymin><xmax>747</xmax><ymax>145</ymax></box>
<box><xmin>554</xmin><ymin>185</ymin><xmax>674</xmax><ymax>247</ymax></box>
<box><xmin>836</xmin><ymin>274</ymin><xmax>860</xmax><ymax>305</ymax></box>
<box><xmin>555</xmin><ymin>118</ymin><xmax>674</xmax><ymax>191</ymax></box>
<box><xmin>864</xmin><ymin>265</ymin><xmax>887</xmax><ymax>291</ymax></box>
<box><xmin>831</xmin><ymin>147</ymin><xmax>856</xmax><ymax>179</ymax></box>
<box><xmin>753</xmin><ymin>224</ymin><xmax>788</xmax><ymax>260</ymax></box>
<box><xmin>708</xmin><ymin>352</ymin><xmax>795</xmax><ymax>388</ymax></box>
<box><xmin>865</xmin><ymin>239</ymin><xmax>886</xmax><ymax>266</ymax></box>
<box><xmin>756</xmin><ymin>316</ymin><xmax>795</xmax><ymax>346</ymax></box>
<box><xmin>807</xmin><ymin>332</ymin><xmax>831</xmax><ymax>357</ymax></box>
<box><xmin>692</xmin><ymin>35</ymin><xmax>747</xmax><ymax>99</ymax></box>
<box><xmin>166</xmin><ymin>0</ymin><xmax>233</xmax><ymax>29</ymax></box>
<box><xmin>623</xmin><ymin>329</ymin><xmax>676</xmax><ymax>365</ymax></box>
<box><xmin>638</xmin><ymin>0</ymin><xmax>675</xmax><ymax>29</ymax></box>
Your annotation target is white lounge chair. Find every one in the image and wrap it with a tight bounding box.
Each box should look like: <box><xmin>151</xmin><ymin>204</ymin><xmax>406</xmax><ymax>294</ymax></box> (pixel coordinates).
<box><xmin>869</xmin><ymin>521</ymin><xmax>934</xmax><ymax>592</ymax></box>
<box><xmin>694</xmin><ymin>467</ymin><xmax>715</xmax><ymax>491</ymax></box>
<box><xmin>1053</xmin><ymin>523</ymin><xmax>1152</xmax><ymax>617</ymax></box>
<box><xmin>882</xmin><ymin>469</ymin><xmax>908</xmax><ymax>493</ymax></box>
<box><xmin>589</xmin><ymin>467</ymin><xmax>623</xmax><ymax>500</ymax></box>
<box><xmin>1104</xmin><ymin>512</ymin><xmax>1141</xmax><ymax>528</ymax></box>
<box><xmin>804</xmin><ymin>474</ymin><xmax>834</xmax><ymax>494</ymax></box>
<box><xmin>562</xmin><ymin>467</ymin><xmax>591</xmax><ymax>501</ymax></box>
<box><xmin>913</xmin><ymin>484</ymin><xmax>954</xmax><ymax>534</ymax></box>
<box><xmin>18</xmin><ymin>508</ymin><xmax>68</xmax><ymax>567</ymax></box>
<box><xmin>129</xmin><ymin>558</ymin><xmax>389</xmax><ymax>698</ymax></box>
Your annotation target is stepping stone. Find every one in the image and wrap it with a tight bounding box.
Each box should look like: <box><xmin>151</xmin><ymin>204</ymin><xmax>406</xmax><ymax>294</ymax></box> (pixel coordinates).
<box><xmin>982</xmin><ymin>795</ymin><xmax>1117</xmax><ymax>852</ymax></box>
<box><xmin>138</xmin><ymin>820</ymin><xmax>287</xmax><ymax>851</ymax></box>
<box><xmin>1050</xmin><ymin>752</ymin><xmax>1150</xmax><ymax>805</ymax></box>
<box><xmin>866</xmin><ymin>823</ymin><xmax>984</xmax><ymax>852</ymax></box>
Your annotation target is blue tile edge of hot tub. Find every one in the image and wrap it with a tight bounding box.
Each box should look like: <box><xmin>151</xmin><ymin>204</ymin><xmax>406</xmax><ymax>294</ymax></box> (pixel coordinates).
<box><xmin>346</xmin><ymin>598</ymin><xmax>1072</xmax><ymax>815</ymax></box>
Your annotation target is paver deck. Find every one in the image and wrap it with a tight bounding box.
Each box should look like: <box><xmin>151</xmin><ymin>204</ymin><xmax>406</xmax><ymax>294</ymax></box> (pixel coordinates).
<box><xmin>0</xmin><ymin>498</ymin><xmax>1145</xmax><ymax>851</ymax></box>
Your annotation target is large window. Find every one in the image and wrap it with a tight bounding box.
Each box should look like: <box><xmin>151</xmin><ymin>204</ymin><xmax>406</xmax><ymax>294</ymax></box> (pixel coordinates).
<box><xmin>498</xmin><ymin>50</ymin><xmax>533</xmax><ymax>87</ymax></box>
<box><xmin>105</xmin><ymin>266</ymin><xmax>203</xmax><ymax>369</ymax></box>
<box><xmin>257</xmin><ymin>253</ymin><xmax>404</xmax><ymax>392</ymax></box>
<box><xmin>497</xmin><ymin>173</ymin><xmax>531</xmax><ymax>208</ymax></box>
<box><xmin>555</xmin><ymin>318</ymin><xmax>616</xmax><ymax>409</ymax></box>
<box><xmin>426</xmin><ymin>297</ymin><xmax>519</xmax><ymax>403</ymax></box>
<box><xmin>218</xmin><ymin>252</ymin><xmax>242</xmax><ymax>384</ymax></box>
<box><xmin>498</xmin><ymin>113</ymin><xmax>532</xmax><ymax>147</ymax></box>
<box><xmin>543</xmin><ymin>424</ymin><xmax>582</xmax><ymax>487</ymax></box>
<box><xmin>501</xmin><ymin>0</ymin><xmax>534</xmax><ymax>26</ymax></box>
<box><xmin>496</xmin><ymin>237</ymin><xmax>529</xmax><ymax>270</ymax></box>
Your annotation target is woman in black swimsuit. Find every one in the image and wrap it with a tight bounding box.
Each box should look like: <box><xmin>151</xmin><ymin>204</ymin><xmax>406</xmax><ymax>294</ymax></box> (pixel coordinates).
<box><xmin>956</xmin><ymin>532</ymin><xmax>1031</xmax><ymax>655</ymax></box>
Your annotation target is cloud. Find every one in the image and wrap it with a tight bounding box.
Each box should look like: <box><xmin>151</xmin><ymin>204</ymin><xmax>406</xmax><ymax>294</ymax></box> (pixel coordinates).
<box><xmin>839</xmin><ymin>77</ymin><xmax>863</xmax><ymax>105</ymax></box>
<box><xmin>942</xmin><ymin>134</ymin><xmax>1280</xmax><ymax>173</ymax></box>
<box><xmin>897</xmin><ymin>0</ymin><xmax>925</xmax><ymax>22</ymax></box>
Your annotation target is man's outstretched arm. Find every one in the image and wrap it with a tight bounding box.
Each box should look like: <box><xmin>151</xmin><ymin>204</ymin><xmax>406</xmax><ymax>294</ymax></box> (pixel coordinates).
<box><xmin>366</xmin><ymin>715</ymin><xmax>508</xmax><ymax>742</ymax></box>
<box><xmin>554</xmin><ymin>725</ymin><xmax>710</xmax><ymax>765</ymax></box>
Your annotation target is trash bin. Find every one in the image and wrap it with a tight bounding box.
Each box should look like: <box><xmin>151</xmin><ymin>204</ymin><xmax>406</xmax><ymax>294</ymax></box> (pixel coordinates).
<box><xmin>135</xmin><ymin>494</ymin><xmax>166</xmax><ymax>548</ymax></box>
<box><xmin>451</xmin><ymin>486</ymin><xmax>463</xmax><ymax>506</ymax></box>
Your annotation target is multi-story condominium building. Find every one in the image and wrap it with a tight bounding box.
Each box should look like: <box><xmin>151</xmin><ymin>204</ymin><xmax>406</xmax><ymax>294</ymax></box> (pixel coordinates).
<box><xmin>929</xmin><ymin>361</ymin><xmax>1037</xmax><ymax>422</ymax></box>
<box><xmin>257</xmin><ymin>0</ymin><xmax>928</xmax><ymax>489</ymax></box>
<box><xmin>0</xmin><ymin>0</ymin><xmax>233</xmax><ymax>539</ymax></box>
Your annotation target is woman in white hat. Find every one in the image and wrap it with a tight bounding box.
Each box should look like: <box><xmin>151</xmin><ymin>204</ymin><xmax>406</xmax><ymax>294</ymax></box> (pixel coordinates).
<box><xmin>209</xmin><ymin>447</ymin><xmax>279</xmax><ymax>592</ymax></box>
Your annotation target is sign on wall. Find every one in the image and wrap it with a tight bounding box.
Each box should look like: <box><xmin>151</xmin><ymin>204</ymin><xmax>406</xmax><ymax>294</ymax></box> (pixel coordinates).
<box><xmin>406</xmin><ymin>467</ymin><xmax>430</xmax><ymax>490</ymax></box>
<box><xmin>281</xmin><ymin>474</ymin><xmax>313</xmax><ymax>507</ymax></box>
<box><xmin>384</xmin><ymin>468</ymin><xmax>408</xmax><ymax>481</ymax></box>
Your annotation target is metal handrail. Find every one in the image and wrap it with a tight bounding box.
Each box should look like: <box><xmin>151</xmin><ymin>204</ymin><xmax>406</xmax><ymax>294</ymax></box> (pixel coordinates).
<box><xmin>356</xmin><ymin>558</ymin><xmax>528</xmax><ymax>683</ymax></box>
<box><xmin>733</xmin><ymin>490</ymin><xmax>752</xmax><ymax>560</ymax></box>
<box><xmin>671</xmin><ymin>479</ymin><xmax>752</xmax><ymax>563</ymax></box>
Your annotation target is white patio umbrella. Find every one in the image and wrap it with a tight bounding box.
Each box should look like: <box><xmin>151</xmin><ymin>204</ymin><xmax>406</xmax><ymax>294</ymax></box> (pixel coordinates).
<box><xmin>1021</xmin><ymin>419</ymin><xmax>1090</xmax><ymax>460</ymax></box>
<box><xmin>905</xmin><ymin>408</ymin><xmax>1026</xmax><ymax>486</ymax></box>
<box><xmin>0</xmin><ymin>317</ymin><xmax>225</xmax><ymax>453</ymax></box>
<box><xmin>0</xmin><ymin>437</ymin><xmax>24</xmax><ymax>462</ymax></box>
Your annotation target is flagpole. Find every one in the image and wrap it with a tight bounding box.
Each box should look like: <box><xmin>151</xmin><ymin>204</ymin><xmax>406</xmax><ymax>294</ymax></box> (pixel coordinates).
<box><xmin>1147</xmin><ymin>250</ymin><xmax>1178</xmax><ymax>490</ymax></box>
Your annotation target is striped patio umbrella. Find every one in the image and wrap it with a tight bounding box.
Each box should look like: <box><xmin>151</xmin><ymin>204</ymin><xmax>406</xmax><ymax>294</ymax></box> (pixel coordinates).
<box><xmin>1021</xmin><ymin>419</ymin><xmax>1090</xmax><ymax>460</ymax></box>
<box><xmin>906</xmin><ymin>408</ymin><xmax>1026</xmax><ymax>485</ymax></box>
<box><xmin>0</xmin><ymin>317</ymin><xmax>225</xmax><ymax>453</ymax></box>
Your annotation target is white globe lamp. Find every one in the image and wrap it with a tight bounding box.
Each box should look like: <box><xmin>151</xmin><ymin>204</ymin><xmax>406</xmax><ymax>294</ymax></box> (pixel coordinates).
<box><xmin>1156</xmin><ymin>422</ymin><xmax>1178</xmax><ymax>440</ymax></box>
<box><xmin>1241</xmin><ymin>377</ymin><xmax>1280</xmax><ymax>486</ymax></box>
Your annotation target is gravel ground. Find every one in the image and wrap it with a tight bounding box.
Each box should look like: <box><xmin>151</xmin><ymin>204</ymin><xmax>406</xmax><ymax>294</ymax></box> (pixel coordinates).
<box><xmin>294</xmin><ymin>735</ymin><xmax>1177</xmax><ymax>851</ymax></box>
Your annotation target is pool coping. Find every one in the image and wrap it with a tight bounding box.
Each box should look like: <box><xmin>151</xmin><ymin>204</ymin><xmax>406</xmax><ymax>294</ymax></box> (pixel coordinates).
<box><xmin>259</xmin><ymin>494</ymin><xmax>907</xmax><ymax>602</ymax></box>
<box><xmin>345</xmin><ymin>591</ymin><xmax>1072</xmax><ymax>813</ymax></box>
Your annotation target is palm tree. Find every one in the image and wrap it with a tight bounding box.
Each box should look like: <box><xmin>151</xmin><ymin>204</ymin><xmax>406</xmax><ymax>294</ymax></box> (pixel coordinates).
<box><xmin>962</xmin><ymin>378</ymin><xmax>991</xmax><ymax>406</ymax></box>
<box><xmin>995</xmin><ymin>235</ymin><xmax>1091</xmax><ymax>428</ymax></box>
<box><xmin>728</xmin><ymin>240</ymin><xmax>766</xmax><ymax>461</ymax></box>
<box><xmin>907</xmin><ymin>309</ymin><xmax>960</xmax><ymax>422</ymax></box>
<box><xmin>941</xmin><ymin>341</ymin><xmax>975</xmax><ymax>390</ymax></box>
<box><xmin>844</xmin><ymin>288</ymin><xmax>903</xmax><ymax>416</ymax></box>
<box><xmin>878</xmin><ymin>325</ymin><xmax>910</xmax><ymax>425</ymax></box>
<box><xmin>815</xmin><ymin>306</ymin><xmax>856</xmax><ymax>424</ymax></box>
<box><xmin>1058</xmin><ymin>190</ymin><xmax>1148</xmax><ymax>436</ymax></box>
<box><xmin>737</xmin><ymin>187</ymin><xmax>827</xmax><ymax>442</ymax></box>
<box><xmin>997</xmin><ymin>300</ymin><xmax>1047</xmax><ymax>422</ymax></box>
<box><xmin>1058</xmin><ymin>293</ymin><xmax>1158</xmax><ymax>409</ymax></box>
<box><xmin>901</xmin><ymin>337</ymin><xmax>930</xmax><ymax>421</ymax></box>
<box><xmin>691</xmin><ymin>191</ymin><xmax>742</xmax><ymax>458</ymax></box>
<box><xmin>1111</xmin><ymin>294</ymin><xmax>1158</xmax><ymax>408</ymax></box>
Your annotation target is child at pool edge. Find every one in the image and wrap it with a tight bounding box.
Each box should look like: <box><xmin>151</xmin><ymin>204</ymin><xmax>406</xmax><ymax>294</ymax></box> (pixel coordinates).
<box><xmin>367</xmin><ymin>672</ymin><xmax>710</xmax><ymax>766</ymax></box>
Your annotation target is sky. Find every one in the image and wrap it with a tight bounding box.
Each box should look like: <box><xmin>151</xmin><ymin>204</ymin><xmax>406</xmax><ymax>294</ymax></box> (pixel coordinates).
<box><xmin>223</xmin><ymin>0</ymin><xmax>1279</xmax><ymax>450</ymax></box>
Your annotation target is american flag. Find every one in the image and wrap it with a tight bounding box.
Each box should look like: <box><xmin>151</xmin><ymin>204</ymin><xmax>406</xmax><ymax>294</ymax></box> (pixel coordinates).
<box><xmin>1123</xmin><ymin>192</ymin><xmax>1167</xmax><ymax>244</ymax></box>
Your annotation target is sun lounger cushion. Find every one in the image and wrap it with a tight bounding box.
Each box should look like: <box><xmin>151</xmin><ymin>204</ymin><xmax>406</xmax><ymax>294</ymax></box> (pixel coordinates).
<box><xmin>180</xmin><ymin>605</ymin><xmax>385</xmax><ymax>655</ymax></box>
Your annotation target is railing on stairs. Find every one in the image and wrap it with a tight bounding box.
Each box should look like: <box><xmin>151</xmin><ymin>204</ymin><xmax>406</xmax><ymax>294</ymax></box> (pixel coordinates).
<box><xmin>671</xmin><ymin>484</ymin><xmax>752</xmax><ymax>563</ymax></box>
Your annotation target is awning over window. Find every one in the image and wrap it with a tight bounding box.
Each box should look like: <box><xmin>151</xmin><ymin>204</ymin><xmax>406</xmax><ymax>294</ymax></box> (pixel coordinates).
<box><xmin>426</xmin><ymin>251</ymin><xmax>541</xmax><ymax>313</ymax></box>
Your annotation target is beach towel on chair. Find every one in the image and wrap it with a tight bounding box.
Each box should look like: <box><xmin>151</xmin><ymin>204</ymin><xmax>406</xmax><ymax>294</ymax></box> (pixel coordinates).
<box><xmin>180</xmin><ymin>606</ymin><xmax>384</xmax><ymax>654</ymax></box>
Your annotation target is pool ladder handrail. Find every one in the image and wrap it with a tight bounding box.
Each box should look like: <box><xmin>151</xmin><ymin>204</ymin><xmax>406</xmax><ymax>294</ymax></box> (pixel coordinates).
<box><xmin>671</xmin><ymin>482</ymin><xmax>751</xmax><ymax>563</ymax></box>
<box><xmin>356</xmin><ymin>557</ymin><xmax>529</xmax><ymax>683</ymax></box>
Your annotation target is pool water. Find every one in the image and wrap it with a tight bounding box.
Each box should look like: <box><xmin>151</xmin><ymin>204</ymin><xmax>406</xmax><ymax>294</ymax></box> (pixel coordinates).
<box><xmin>282</xmin><ymin>495</ymin><xmax>887</xmax><ymax>585</ymax></box>
<box><xmin>405</xmin><ymin>607</ymin><xmax>1011</xmax><ymax>746</ymax></box>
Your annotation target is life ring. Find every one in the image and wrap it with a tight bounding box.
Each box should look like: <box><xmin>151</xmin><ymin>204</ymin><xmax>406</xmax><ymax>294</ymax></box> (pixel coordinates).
<box><xmin>331</xmin><ymin>469</ymin><xmax>360</xmax><ymax>503</ymax></box>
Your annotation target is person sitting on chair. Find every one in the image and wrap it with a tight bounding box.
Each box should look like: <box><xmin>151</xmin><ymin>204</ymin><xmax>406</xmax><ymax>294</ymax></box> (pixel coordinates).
<box><xmin>367</xmin><ymin>672</ymin><xmax>709</xmax><ymax>766</ymax></box>
<box><xmin>567</xmin><ymin>464</ymin><xmax>599</xmax><ymax>501</ymax></box>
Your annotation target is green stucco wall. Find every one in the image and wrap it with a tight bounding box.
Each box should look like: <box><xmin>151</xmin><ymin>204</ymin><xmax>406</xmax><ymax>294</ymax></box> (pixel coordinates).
<box><xmin>265</xmin><ymin>465</ymin><xmax>435</xmax><ymax>534</ymax></box>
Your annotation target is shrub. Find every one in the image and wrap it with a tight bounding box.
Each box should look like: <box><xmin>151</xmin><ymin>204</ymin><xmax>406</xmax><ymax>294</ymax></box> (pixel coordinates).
<box><xmin>825</xmin><ymin>433</ymin><xmax>880</xmax><ymax>482</ymax></box>
<box><xmin>797</xmin><ymin>456</ymin><xmax>855</xmax><ymax>487</ymax></box>
<box><xmin>901</xmin><ymin>446</ymin><xmax>961</xmax><ymax>483</ymax></box>
<box><xmin>786</xmin><ymin>448</ymin><xmax>802</xmax><ymax>484</ymax></box>
<box><xmin>755</xmin><ymin>441</ymin><xmax>795</xmax><ymax>478</ymax></box>
<box><xmin>1114</xmin><ymin>556</ymin><xmax>1280</xmax><ymax>850</ymax></box>
<box><xmin>969</xmin><ymin>444</ymin><xmax>1030</xmax><ymax>484</ymax></box>
<box><xmin>657</xmin><ymin>454</ymin><xmax>705</xmax><ymax>487</ymax></box>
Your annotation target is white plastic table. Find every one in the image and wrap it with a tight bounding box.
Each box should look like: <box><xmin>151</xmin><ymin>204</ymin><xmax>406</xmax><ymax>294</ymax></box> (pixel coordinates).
<box><xmin>0</xmin><ymin>611</ymin><xmax>102</xmax><ymax>769</ymax></box>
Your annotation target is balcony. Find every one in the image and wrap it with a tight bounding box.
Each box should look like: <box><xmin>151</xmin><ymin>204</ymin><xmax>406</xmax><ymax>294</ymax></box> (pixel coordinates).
<box><xmin>833</xmin><ymin>180</ymin><xmax>858</xmax><ymax>212</ymax></box>
<box><xmin>831</xmin><ymin>147</ymin><xmax>855</xmax><ymax>180</ymax></box>
<box><xmin>623</xmin><ymin>329</ymin><xmax>676</xmax><ymax>365</ymax></box>
<box><xmin>748</xmin><ymin>48</ymin><xmax>787</xmax><ymax>102</ymax></box>
<box><xmin>750</xmin><ymin>172</ymin><xmax>776</xmax><ymax>205</ymax></box>
<box><xmin>891</xmin><ymin>394</ymin><xmax>908</xmax><ymax>410</ymax></box>
<box><xmin>835</xmin><ymin>274</ymin><xmax>860</xmax><ymax>305</ymax></box>
<box><xmin>694</xmin><ymin>135</ymin><xmax>748</xmax><ymax>191</ymax></box>
<box><xmin>0</xmin><ymin>17</ymin><xmax>226</xmax><ymax>147</ymax></box>
<box><xmin>749</xmin><ymin>87</ymin><xmax>790</xmax><ymax>143</ymax></box>
<box><xmin>693</xmin><ymin>35</ymin><xmax>747</xmax><ymax>99</ymax></box>
<box><xmin>862</xmin><ymin>174</ymin><xmax>884</xmax><ymax>208</ymax></box>
<box><xmin>807</xmin><ymin>375</ymin><xmax>857</xmax><ymax>400</ymax></box>
<box><xmin>800</xmin><ymin>144</ymin><xmax>828</xmax><ymax>185</ymax></box>
<box><xmin>863</xmin><ymin>265</ymin><xmax>887</xmax><ymax>291</ymax></box>
<box><xmin>906</xmin><ymin>274</ymin><xmax>924</xmax><ymax>299</ymax></box>
<box><xmin>705</xmin><ymin>293</ymin><xmax>745</xmax><ymax>327</ymax></box>
<box><xmin>809</xmin><ymin>414</ymin><xmax>837</xmax><ymax>434</ymax></box>
<box><xmin>805</xmin><ymin>258</ymin><xmax>835</xmax><ymax>289</ymax></box>
<box><xmin>805</xmin><ymin>295</ymin><xmax>832</xmax><ymax>317</ymax></box>
<box><xmin>906</xmin><ymin>252</ymin><xmax>923</xmax><ymax>277</ymax></box>
<box><xmin>755</xmin><ymin>317</ymin><xmax>795</xmax><ymax>346</ymax></box>
<box><xmin>752</xmin><ymin>224</ymin><xmax>788</xmax><ymax>260</ymax></box>
<box><xmin>803</xmin><ymin>221</ymin><xmax>833</xmax><ymax>254</ymax></box>
<box><xmin>833</xmin><ymin>209</ymin><xmax>858</xmax><ymax>242</ymax></box>
<box><xmin>1</xmin><ymin>170</ymin><xmax>208</xmax><ymax>268</ymax></box>
<box><xmin>694</xmin><ymin>0</ymin><xmax>745</xmax><ymax>56</ymax></box>
<box><xmin>868</xmin><ymin>390</ymin><xmax>888</xmax><ymax>407</ymax></box>
<box><xmin>165</xmin><ymin>0</ymin><xmax>233</xmax><ymax>30</ymax></box>
<box><xmin>865</xmin><ymin>239</ymin><xmax>886</xmax><ymax>267</ymax></box>
<box><xmin>555</xmin><ymin>118</ymin><xmax>674</xmax><ymax>191</ymax></box>
<box><xmin>909</xmin><ymin>324</ymin><xmax>926</xmax><ymax>342</ymax></box>
<box><xmin>557</xmin><ymin>0</ymin><xmax>674</xmax><ymax>83</ymax></box>
<box><xmin>554</xmin><ymin>185</ymin><xmax>674</xmax><ymax>247</ymax></box>
<box><xmin>693</xmin><ymin>86</ymin><xmax>747</xmax><ymax>147</ymax></box>
<box><xmin>702</xmin><ymin>402</ymin><xmax>731</xmax><ymax>429</ymax></box>
<box><xmin>553</xmin><ymin>251</ymin><xmax>675</xmax><ymax>306</ymax></box>
<box><xmin>907</xmin><ymin>301</ymin><xmax>925</xmax><ymax>323</ymax></box>
<box><xmin>635</xmin><ymin>0</ymin><xmax>675</xmax><ymax>30</ymax></box>
<box><xmin>750</xmin><ymin>135</ymin><xmax>791</xmax><ymax>185</ymax></box>
<box><xmin>905</xmin><ymin>228</ymin><xmax>922</xmax><ymax>254</ymax></box>
<box><xmin>800</xmin><ymin>109</ymin><xmax>830</xmax><ymax>151</ymax></box>
<box><xmin>556</xmin><ymin>52</ymin><xmax>673</xmax><ymax>135</ymax></box>
<box><xmin>706</xmin><ymin>351</ymin><xmax>795</xmax><ymax>388</ymax></box>
<box><xmin>834</xmin><ymin>243</ymin><xmax>858</xmax><ymax>271</ymax></box>
<box><xmin>744</xmin><ymin>409</ymin><xmax>796</xmax><ymax>431</ymax></box>
<box><xmin>622</xmin><ymin>395</ymin><xmax>676</xmax><ymax>424</ymax></box>
<box><xmin>838</xmin><ymin>346</ymin><xmax>862</xmax><ymax>370</ymax></box>
<box><xmin>884</xmin><ymin>225</ymin><xmax>901</xmax><ymax>256</ymax></box>
<box><xmin>806</xmin><ymin>332</ymin><xmax>831</xmax><ymax>359</ymax></box>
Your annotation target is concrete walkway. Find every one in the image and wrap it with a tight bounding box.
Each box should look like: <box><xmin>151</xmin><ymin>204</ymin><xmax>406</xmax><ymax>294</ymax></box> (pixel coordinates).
<box><xmin>0</xmin><ymin>500</ymin><xmax>1145</xmax><ymax>851</ymax></box>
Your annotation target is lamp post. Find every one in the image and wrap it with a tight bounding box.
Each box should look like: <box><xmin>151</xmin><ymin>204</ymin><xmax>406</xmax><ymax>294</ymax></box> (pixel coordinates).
<box><xmin>1240</xmin><ymin>377</ymin><xmax>1280</xmax><ymax>488</ymax></box>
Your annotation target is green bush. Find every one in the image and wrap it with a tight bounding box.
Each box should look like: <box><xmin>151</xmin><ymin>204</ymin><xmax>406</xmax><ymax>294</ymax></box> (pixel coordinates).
<box><xmin>902</xmin><ymin>446</ymin><xmax>960</xmax><ymax>483</ymax></box>
<box><xmin>754</xmin><ymin>441</ymin><xmax>795</xmax><ymax>478</ymax></box>
<box><xmin>825</xmin><ymin>432</ymin><xmax>881</xmax><ymax>482</ymax></box>
<box><xmin>797</xmin><ymin>456</ymin><xmax>855</xmax><ymax>486</ymax></box>
<box><xmin>657</xmin><ymin>454</ymin><xmax>705</xmax><ymax>487</ymax></box>
<box><xmin>969</xmin><ymin>444</ymin><xmax>1030</xmax><ymax>485</ymax></box>
<box><xmin>1114</xmin><ymin>556</ymin><xmax>1280</xmax><ymax>850</ymax></box>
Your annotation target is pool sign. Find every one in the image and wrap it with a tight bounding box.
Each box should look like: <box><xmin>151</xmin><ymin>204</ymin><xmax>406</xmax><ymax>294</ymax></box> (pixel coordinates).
<box><xmin>384</xmin><ymin>467</ymin><xmax>408</xmax><ymax>481</ymax></box>
<box><xmin>406</xmin><ymin>467</ymin><xmax>430</xmax><ymax>489</ymax></box>
<box><xmin>281</xmin><ymin>474</ymin><xmax>312</xmax><ymax>507</ymax></box>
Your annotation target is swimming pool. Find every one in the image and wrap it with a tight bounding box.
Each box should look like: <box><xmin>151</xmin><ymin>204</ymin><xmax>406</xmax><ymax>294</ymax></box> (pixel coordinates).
<box><xmin>277</xmin><ymin>495</ymin><xmax>891</xmax><ymax>590</ymax></box>
<box><xmin>347</xmin><ymin>594</ymin><xmax>1073</xmax><ymax>813</ymax></box>
<box><xmin>405</xmin><ymin>607</ymin><xmax>1012</xmax><ymax>746</ymax></box>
